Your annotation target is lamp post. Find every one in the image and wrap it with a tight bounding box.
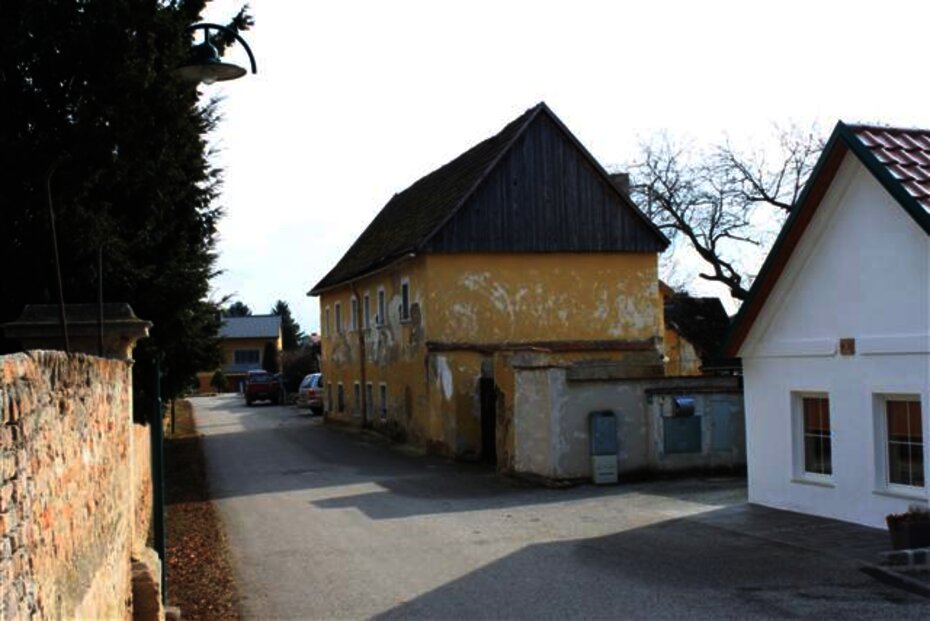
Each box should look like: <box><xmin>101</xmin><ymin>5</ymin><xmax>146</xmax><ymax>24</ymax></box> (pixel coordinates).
<box><xmin>151</xmin><ymin>21</ymin><xmax>256</xmax><ymax>606</ymax></box>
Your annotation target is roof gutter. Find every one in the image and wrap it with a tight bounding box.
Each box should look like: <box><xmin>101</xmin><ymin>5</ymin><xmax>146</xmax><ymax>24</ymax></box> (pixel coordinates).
<box><xmin>307</xmin><ymin>252</ymin><xmax>417</xmax><ymax>296</ymax></box>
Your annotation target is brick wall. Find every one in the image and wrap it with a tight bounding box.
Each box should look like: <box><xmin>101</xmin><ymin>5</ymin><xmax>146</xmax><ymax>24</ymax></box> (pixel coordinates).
<box><xmin>0</xmin><ymin>351</ymin><xmax>150</xmax><ymax>619</ymax></box>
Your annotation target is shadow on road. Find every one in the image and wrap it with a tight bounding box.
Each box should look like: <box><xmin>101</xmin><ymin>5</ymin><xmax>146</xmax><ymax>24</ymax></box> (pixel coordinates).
<box><xmin>189</xmin><ymin>396</ymin><xmax>744</xmax><ymax>520</ymax></box>
<box><xmin>374</xmin><ymin>506</ymin><xmax>924</xmax><ymax>619</ymax></box>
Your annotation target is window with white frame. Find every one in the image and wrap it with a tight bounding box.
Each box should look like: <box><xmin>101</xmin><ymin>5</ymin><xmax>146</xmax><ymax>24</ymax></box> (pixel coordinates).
<box><xmin>335</xmin><ymin>303</ymin><xmax>343</xmax><ymax>334</ymax></box>
<box><xmin>880</xmin><ymin>397</ymin><xmax>924</xmax><ymax>488</ymax></box>
<box><xmin>377</xmin><ymin>288</ymin><xmax>386</xmax><ymax>326</ymax></box>
<box><xmin>379</xmin><ymin>383</ymin><xmax>388</xmax><ymax>420</ymax></box>
<box><xmin>353</xmin><ymin>382</ymin><xmax>361</xmax><ymax>416</ymax></box>
<box><xmin>350</xmin><ymin>297</ymin><xmax>358</xmax><ymax>331</ymax></box>
<box><xmin>363</xmin><ymin>292</ymin><xmax>371</xmax><ymax>329</ymax></box>
<box><xmin>400</xmin><ymin>279</ymin><xmax>410</xmax><ymax>321</ymax></box>
<box><xmin>794</xmin><ymin>393</ymin><xmax>832</xmax><ymax>478</ymax></box>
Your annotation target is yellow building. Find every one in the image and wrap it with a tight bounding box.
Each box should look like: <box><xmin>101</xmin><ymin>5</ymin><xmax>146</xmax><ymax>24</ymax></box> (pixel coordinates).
<box><xmin>196</xmin><ymin>315</ymin><xmax>282</xmax><ymax>393</ymax></box>
<box><xmin>309</xmin><ymin>103</ymin><xmax>669</xmax><ymax>468</ymax></box>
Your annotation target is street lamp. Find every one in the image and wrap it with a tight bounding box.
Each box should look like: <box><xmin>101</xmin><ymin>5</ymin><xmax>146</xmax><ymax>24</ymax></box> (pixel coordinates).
<box><xmin>151</xmin><ymin>20</ymin><xmax>257</xmax><ymax>608</ymax></box>
<box><xmin>175</xmin><ymin>23</ymin><xmax>257</xmax><ymax>84</ymax></box>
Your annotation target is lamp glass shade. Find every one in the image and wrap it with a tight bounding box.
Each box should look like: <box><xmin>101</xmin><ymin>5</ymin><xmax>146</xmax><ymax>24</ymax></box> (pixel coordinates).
<box><xmin>174</xmin><ymin>40</ymin><xmax>248</xmax><ymax>84</ymax></box>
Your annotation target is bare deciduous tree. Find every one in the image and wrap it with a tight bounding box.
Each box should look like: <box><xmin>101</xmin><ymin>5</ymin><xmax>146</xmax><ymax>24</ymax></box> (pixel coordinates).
<box><xmin>628</xmin><ymin>125</ymin><xmax>824</xmax><ymax>301</ymax></box>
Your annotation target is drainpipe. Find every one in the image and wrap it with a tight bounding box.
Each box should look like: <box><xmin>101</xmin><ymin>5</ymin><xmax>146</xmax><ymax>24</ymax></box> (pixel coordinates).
<box><xmin>151</xmin><ymin>356</ymin><xmax>166</xmax><ymax>603</ymax></box>
<box><xmin>351</xmin><ymin>283</ymin><xmax>368</xmax><ymax>426</ymax></box>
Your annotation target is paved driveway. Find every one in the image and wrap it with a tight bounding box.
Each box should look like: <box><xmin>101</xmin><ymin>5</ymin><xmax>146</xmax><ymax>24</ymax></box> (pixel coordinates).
<box><xmin>192</xmin><ymin>394</ymin><xmax>930</xmax><ymax>619</ymax></box>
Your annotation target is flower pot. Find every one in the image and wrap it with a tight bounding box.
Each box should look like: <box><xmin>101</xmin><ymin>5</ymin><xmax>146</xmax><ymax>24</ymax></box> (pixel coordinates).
<box><xmin>888</xmin><ymin>519</ymin><xmax>930</xmax><ymax>550</ymax></box>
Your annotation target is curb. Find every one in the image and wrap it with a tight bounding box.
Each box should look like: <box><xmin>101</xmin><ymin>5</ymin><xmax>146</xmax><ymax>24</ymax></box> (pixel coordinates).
<box><xmin>860</xmin><ymin>565</ymin><xmax>930</xmax><ymax>599</ymax></box>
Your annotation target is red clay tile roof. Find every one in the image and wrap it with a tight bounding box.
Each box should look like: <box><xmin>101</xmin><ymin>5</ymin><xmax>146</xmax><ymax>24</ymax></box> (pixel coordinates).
<box><xmin>849</xmin><ymin>125</ymin><xmax>930</xmax><ymax>213</ymax></box>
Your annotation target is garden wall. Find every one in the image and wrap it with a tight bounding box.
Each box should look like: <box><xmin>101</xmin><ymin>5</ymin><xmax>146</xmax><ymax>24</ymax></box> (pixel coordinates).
<box><xmin>0</xmin><ymin>351</ymin><xmax>151</xmax><ymax>619</ymax></box>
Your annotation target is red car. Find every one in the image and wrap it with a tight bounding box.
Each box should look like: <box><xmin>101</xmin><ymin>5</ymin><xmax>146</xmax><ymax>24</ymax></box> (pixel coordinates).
<box><xmin>245</xmin><ymin>370</ymin><xmax>281</xmax><ymax>406</ymax></box>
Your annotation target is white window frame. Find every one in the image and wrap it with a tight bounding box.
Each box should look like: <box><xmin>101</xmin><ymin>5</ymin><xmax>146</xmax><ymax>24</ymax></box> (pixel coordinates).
<box><xmin>363</xmin><ymin>292</ymin><xmax>371</xmax><ymax>330</ymax></box>
<box><xmin>791</xmin><ymin>391</ymin><xmax>834</xmax><ymax>485</ymax></box>
<box><xmin>350</xmin><ymin>297</ymin><xmax>358</xmax><ymax>332</ymax></box>
<box><xmin>335</xmin><ymin>302</ymin><xmax>343</xmax><ymax>334</ymax></box>
<box><xmin>400</xmin><ymin>278</ymin><xmax>411</xmax><ymax>322</ymax></box>
<box><xmin>873</xmin><ymin>393</ymin><xmax>926</xmax><ymax>496</ymax></box>
<box><xmin>377</xmin><ymin>288</ymin><xmax>386</xmax><ymax>326</ymax></box>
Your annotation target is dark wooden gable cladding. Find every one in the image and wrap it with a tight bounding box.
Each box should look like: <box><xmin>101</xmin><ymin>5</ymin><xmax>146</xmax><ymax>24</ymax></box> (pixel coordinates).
<box><xmin>425</xmin><ymin>112</ymin><xmax>667</xmax><ymax>254</ymax></box>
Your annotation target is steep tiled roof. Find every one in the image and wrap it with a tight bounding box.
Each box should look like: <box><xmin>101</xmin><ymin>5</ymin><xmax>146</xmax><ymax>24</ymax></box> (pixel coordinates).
<box><xmin>850</xmin><ymin>125</ymin><xmax>930</xmax><ymax>213</ymax></box>
<box><xmin>220</xmin><ymin>315</ymin><xmax>280</xmax><ymax>339</ymax></box>
<box><xmin>309</xmin><ymin>102</ymin><xmax>667</xmax><ymax>295</ymax></box>
<box><xmin>310</xmin><ymin>105</ymin><xmax>541</xmax><ymax>293</ymax></box>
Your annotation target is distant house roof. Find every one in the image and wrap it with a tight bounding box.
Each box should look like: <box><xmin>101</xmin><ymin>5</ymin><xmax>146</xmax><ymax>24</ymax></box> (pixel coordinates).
<box><xmin>664</xmin><ymin>295</ymin><xmax>731</xmax><ymax>358</ymax></box>
<box><xmin>309</xmin><ymin>102</ymin><xmax>668</xmax><ymax>295</ymax></box>
<box><xmin>220</xmin><ymin>315</ymin><xmax>281</xmax><ymax>339</ymax></box>
<box><xmin>723</xmin><ymin>121</ymin><xmax>930</xmax><ymax>357</ymax></box>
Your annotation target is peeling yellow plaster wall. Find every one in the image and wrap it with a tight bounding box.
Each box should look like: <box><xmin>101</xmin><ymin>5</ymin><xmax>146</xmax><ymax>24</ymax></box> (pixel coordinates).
<box><xmin>424</xmin><ymin>253</ymin><xmax>660</xmax><ymax>343</ymax></box>
<box><xmin>318</xmin><ymin>257</ymin><xmax>435</xmax><ymax>444</ymax></box>
<box><xmin>663</xmin><ymin>328</ymin><xmax>702</xmax><ymax>376</ymax></box>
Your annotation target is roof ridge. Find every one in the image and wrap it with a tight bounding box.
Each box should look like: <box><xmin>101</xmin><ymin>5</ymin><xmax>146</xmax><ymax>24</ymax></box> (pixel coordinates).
<box><xmin>414</xmin><ymin>103</ymin><xmax>546</xmax><ymax>252</ymax></box>
<box><xmin>843</xmin><ymin>121</ymin><xmax>930</xmax><ymax>135</ymax></box>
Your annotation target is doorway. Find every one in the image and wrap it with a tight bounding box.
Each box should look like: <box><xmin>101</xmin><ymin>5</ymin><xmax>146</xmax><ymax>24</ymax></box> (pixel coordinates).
<box><xmin>479</xmin><ymin>377</ymin><xmax>497</xmax><ymax>464</ymax></box>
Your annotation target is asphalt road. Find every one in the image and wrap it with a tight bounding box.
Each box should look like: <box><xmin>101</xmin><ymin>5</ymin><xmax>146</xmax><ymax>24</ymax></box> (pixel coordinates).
<box><xmin>193</xmin><ymin>394</ymin><xmax>930</xmax><ymax>620</ymax></box>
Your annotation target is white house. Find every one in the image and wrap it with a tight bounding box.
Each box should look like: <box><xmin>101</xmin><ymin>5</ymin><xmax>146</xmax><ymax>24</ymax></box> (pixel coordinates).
<box><xmin>724</xmin><ymin>122</ymin><xmax>930</xmax><ymax>528</ymax></box>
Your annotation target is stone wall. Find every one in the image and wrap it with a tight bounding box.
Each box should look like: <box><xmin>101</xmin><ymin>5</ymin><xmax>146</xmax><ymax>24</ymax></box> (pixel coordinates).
<box><xmin>0</xmin><ymin>351</ymin><xmax>150</xmax><ymax>619</ymax></box>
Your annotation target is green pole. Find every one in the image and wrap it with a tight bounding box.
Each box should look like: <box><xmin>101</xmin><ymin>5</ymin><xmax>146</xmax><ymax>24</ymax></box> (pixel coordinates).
<box><xmin>151</xmin><ymin>358</ymin><xmax>166</xmax><ymax>604</ymax></box>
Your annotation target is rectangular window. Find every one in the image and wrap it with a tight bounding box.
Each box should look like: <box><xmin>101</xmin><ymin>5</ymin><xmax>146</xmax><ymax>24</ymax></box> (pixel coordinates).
<box><xmin>324</xmin><ymin>307</ymin><xmax>330</xmax><ymax>337</ymax></box>
<box><xmin>350</xmin><ymin>298</ymin><xmax>358</xmax><ymax>331</ymax></box>
<box><xmin>802</xmin><ymin>396</ymin><xmax>832</xmax><ymax>476</ymax></box>
<box><xmin>886</xmin><ymin>399</ymin><xmax>924</xmax><ymax>488</ymax></box>
<box><xmin>337</xmin><ymin>383</ymin><xmax>345</xmax><ymax>412</ymax></box>
<box><xmin>327</xmin><ymin>382</ymin><xmax>333</xmax><ymax>413</ymax></box>
<box><xmin>353</xmin><ymin>382</ymin><xmax>361</xmax><ymax>416</ymax></box>
<box><xmin>335</xmin><ymin>303</ymin><xmax>343</xmax><ymax>334</ymax></box>
<box><xmin>363</xmin><ymin>293</ymin><xmax>371</xmax><ymax>329</ymax></box>
<box><xmin>377</xmin><ymin>288</ymin><xmax>386</xmax><ymax>326</ymax></box>
<box><xmin>234</xmin><ymin>349</ymin><xmax>260</xmax><ymax>365</ymax></box>
<box><xmin>366</xmin><ymin>383</ymin><xmax>373</xmax><ymax>420</ymax></box>
<box><xmin>379</xmin><ymin>383</ymin><xmax>387</xmax><ymax>420</ymax></box>
<box><xmin>400</xmin><ymin>280</ymin><xmax>410</xmax><ymax>321</ymax></box>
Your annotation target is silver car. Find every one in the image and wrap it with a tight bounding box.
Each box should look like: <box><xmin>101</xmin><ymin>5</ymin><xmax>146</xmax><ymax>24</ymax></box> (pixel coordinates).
<box><xmin>296</xmin><ymin>373</ymin><xmax>324</xmax><ymax>414</ymax></box>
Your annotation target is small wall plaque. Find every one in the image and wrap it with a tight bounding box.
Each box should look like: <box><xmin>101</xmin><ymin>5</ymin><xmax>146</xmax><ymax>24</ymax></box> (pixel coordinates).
<box><xmin>839</xmin><ymin>338</ymin><xmax>856</xmax><ymax>356</ymax></box>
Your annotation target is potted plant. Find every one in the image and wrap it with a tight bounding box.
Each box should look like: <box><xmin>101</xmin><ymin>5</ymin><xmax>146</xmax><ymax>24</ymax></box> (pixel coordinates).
<box><xmin>886</xmin><ymin>505</ymin><xmax>930</xmax><ymax>550</ymax></box>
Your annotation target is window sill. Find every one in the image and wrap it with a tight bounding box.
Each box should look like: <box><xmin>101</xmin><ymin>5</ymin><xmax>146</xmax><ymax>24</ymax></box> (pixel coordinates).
<box><xmin>872</xmin><ymin>488</ymin><xmax>928</xmax><ymax>502</ymax></box>
<box><xmin>791</xmin><ymin>477</ymin><xmax>835</xmax><ymax>489</ymax></box>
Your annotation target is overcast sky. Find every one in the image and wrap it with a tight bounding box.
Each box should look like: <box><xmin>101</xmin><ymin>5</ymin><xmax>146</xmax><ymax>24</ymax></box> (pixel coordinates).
<box><xmin>199</xmin><ymin>0</ymin><xmax>930</xmax><ymax>333</ymax></box>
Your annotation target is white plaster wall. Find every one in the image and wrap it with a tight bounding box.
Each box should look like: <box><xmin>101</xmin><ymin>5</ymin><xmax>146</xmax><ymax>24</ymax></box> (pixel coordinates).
<box><xmin>513</xmin><ymin>369</ymin><xmax>554</xmax><ymax>477</ymax></box>
<box><xmin>741</xmin><ymin>156</ymin><xmax>930</xmax><ymax>528</ymax></box>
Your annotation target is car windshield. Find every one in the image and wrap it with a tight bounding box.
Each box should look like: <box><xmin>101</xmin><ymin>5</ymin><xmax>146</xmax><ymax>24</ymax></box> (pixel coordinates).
<box><xmin>249</xmin><ymin>373</ymin><xmax>273</xmax><ymax>383</ymax></box>
<box><xmin>311</xmin><ymin>374</ymin><xmax>323</xmax><ymax>388</ymax></box>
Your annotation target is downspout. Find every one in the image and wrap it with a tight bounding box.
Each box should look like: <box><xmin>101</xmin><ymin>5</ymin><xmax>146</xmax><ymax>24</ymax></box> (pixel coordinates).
<box><xmin>351</xmin><ymin>282</ymin><xmax>368</xmax><ymax>426</ymax></box>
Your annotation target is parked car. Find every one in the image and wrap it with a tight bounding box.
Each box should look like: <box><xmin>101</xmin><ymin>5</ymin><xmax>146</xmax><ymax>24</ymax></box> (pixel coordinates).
<box><xmin>296</xmin><ymin>372</ymin><xmax>324</xmax><ymax>414</ymax></box>
<box><xmin>245</xmin><ymin>370</ymin><xmax>280</xmax><ymax>406</ymax></box>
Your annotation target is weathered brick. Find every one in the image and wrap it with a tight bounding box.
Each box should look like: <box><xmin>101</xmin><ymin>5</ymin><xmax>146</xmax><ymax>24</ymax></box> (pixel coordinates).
<box><xmin>0</xmin><ymin>352</ymin><xmax>144</xmax><ymax>619</ymax></box>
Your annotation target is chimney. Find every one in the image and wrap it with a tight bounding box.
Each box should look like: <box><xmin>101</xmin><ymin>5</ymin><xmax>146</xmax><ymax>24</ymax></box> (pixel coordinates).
<box><xmin>609</xmin><ymin>172</ymin><xmax>630</xmax><ymax>198</ymax></box>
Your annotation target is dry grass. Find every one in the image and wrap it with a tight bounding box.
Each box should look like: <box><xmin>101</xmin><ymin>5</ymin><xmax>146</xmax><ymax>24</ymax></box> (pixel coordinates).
<box><xmin>165</xmin><ymin>399</ymin><xmax>241</xmax><ymax>620</ymax></box>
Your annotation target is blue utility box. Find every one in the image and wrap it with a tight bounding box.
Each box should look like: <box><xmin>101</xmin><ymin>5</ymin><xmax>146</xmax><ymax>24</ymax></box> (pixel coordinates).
<box><xmin>589</xmin><ymin>411</ymin><xmax>618</xmax><ymax>484</ymax></box>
